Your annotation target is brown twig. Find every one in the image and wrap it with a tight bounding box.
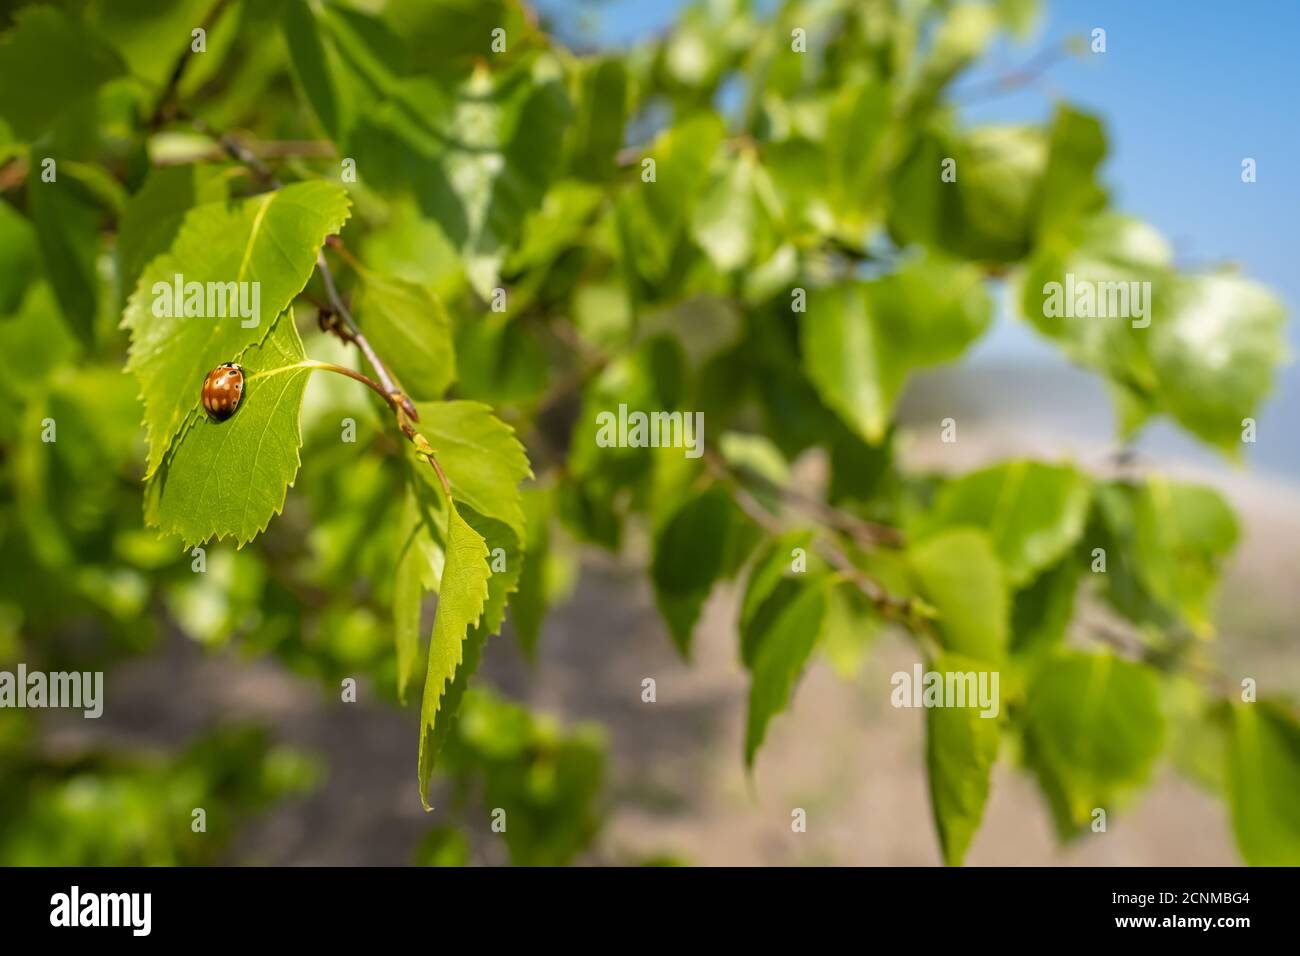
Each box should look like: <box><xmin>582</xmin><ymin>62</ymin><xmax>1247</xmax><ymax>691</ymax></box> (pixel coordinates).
<box><xmin>708</xmin><ymin>453</ymin><xmax>934</xmax><ymax>652</ymax></box>
<box><xmin>1077</xmin><ymin>612</ymin><xmax>1235</xmax><ymax>698</ymax></box>
<box><xmin>148</xmin><ymin>0</ymin><xmax>234</xmax><ymax>127</ymax></box>
<box><xmin>153</xmin><ymin>140</ymin><xmax>336</xmax><ymax>166</ymax></box>
<box><xmin>955</xmin><ymin>38</ymin><xmax>1079</xmax><ymax>103</ymax></box>
<box><xmin>705</xmin><ymin>448</ymin><xmax>904</xmax><ymax>549</ymax></box>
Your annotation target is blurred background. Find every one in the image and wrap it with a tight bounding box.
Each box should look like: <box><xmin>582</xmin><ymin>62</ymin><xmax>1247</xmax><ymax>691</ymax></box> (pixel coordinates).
<box><xmin>2</xmin><ymin>0</ymin><xmax>1297</xmax><ymax>865</ymax></box>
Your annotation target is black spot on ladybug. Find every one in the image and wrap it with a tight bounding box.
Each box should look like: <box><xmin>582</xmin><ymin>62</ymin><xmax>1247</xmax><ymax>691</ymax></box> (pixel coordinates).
<box><xmin>202</xmin><ymin>363</ymin><xmax>246</xmax><ymax>422</ymax></box>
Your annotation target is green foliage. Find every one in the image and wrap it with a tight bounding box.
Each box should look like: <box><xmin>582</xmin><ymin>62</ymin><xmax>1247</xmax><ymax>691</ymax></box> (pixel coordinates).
<box><xmin>352</xmin><ymin>272</ymin><xmax>456</xmax><ymax>399</ymax></box>
<box><xmin>0</xmin><ymin>0</ymin><xmax>1291</xmax><ymax>867</ymax></box>
<box><xmin>0</xmin><ymin>7</ymin><xmax>124</xmax><ymax>141</ymax></box>
<box><xmin>1225</xmin><ymin>701</ymin><xmax>1300</xmax><ymax>866</ymax></box>
<box><xmin>909</xmin><ymin>529</ymin><xmax>1008</xmax><ymax>662</ymax></box>
<box><xmin>802</xmin><ymin>257</ymin><xmax>992</xmax><ymax>443</ymax></box>
<box><xmin>926</xmin><ymin>653</ymin><xmax>1001</xmax><ymax>866</ymax></box>
<box><xmin>0</xmin><ymin>722</ymin><xmax>319</xmax><ymax>866</ymax></box>
<box><xmin>1023</xmin><ymin>651</ymin><xmax>1165</xmax><ymax>837</ymax></box>
<box><xmin>417</xmin><ymin>500</ymin><xmax>490</xmax><ymax>810</ymax></box>
<box><xmin>652</xmin><ymin>484</ymin><xmax>743</xmax><ymax>657</ymax></box>
<box><xmin>440</xmin><ymin>687</ymin><xmax>605</xmax><ymax>866</ymax></box>
<box><xmin>918</xmin><ymin>460</ymin><xmax>1091</xmax><ymax>587</ymax></box>
<box><xmin>744</xmin><ymin>574</ymin><xmax>828</xmax><ymax>768</ymax></box>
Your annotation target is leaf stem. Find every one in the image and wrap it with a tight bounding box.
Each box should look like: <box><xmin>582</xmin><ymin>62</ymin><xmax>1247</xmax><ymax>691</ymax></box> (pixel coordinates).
<box><xmin>707</xmin><ymin>452</ymin><xmax>929</xmax><ymax>647</ymax></box>
<box><xmin>296</xmin><ymin>360</ymin><xmax>393</xmax><ymax>405</ymax></box>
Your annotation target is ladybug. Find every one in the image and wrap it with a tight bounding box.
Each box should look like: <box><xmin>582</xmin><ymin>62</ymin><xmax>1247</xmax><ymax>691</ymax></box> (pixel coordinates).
<box><xmin>201</xmin><ymin>363</ymin><xmax>246</xmax><ymax>422</ymax></box>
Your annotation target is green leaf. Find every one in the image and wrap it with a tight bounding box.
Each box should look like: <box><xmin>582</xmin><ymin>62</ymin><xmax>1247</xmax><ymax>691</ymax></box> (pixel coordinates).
<box><xmin>351</xmin><ymin>59</ymin><xmax>572</xmax><ymax>298</ymax></box>
<box><xmin>394</xmin><ymin>487</ymin><xmax>430</xmax><ymax>703</ymax></box>
<box><xmin>406</xmin><ymin>489</ymin><xmax>524</xmax><ymax>796</ymax></box>
<box><xmin>454</xmin><ymin>312</ymin><xmax>549</xmax><ymax>405</ymax></box>
<box><xmin>908</xmin><ymin>3</ymin><xmax>999</xmax><ymax>109</ymax></box>
<box><xmin>690</xmin><ymin>151</ymin><xmax>761</xmax><ymax>272</ymax></box>
<box><xmin>0</xmin><ymin>194</ymin><xmax>38</xmax><ymax>314</ymax></box>
<box><xmin>926</xmin><ymin>652</ymin><xmax>1001</xmax><ymax>866</ymax></box>
<box><xmin>117</xmin><ymin>165</ymin><xmax>230</xmax><ymax>300</ymax></box>
<box><xmin>801</xmin><ymin>259</ymin><xmax>992</xmax><ymax>443</ymax></box>
<box><xmin>88</xmin><ymin>0</ymin><xmax>211</xmax><ymax>89</ymax></box>
<box><xmin>1023</xmin><ymin>651</ymin><xmax>1164</xmax><ymax>836</ymax></box>
<box><xmin>652</xmin><ymin>485</ymin><xmax>740</xmax><ymax>657</ymax></box>
<box><xmin>616</xmin><ymin>111</ymin><xmax>725</xmax><ymax>283</ymax></box>
<box><xmin>1016</xmin><ymin>215</ymin><xmax>1288</xmax><ymax>453</ymax></box>
<box><xmin>919</xmin><ymin>460</ymin><xmax>1092</xmax><ymax>587</ymax></box>
<box><xmin>352</xmin><ymin>272</ymin><xmax>456</xmax><ymax>400</ymax></box>
<box><xmin>819</xmin><ymin>580</ymin><xmax>882</xmax><ymax>679</ymax></box>
<box><xmin>1019</xmin><ymin>214</ymin><xmax>1169</xmax><ymax>398</ymax></box>
<box><xmin>417</xmin><ymin>499</ymin><xmax>490</xmax><ymax>810</ymax></box>
<box><xmin>409</xmin><ymin>400</ymin><xmax>532</xmax><ymax>543</ymax></box>
<box><xmin>123</xmin><ymin>181</ymin><xmax>352</xmax><ymax>477</ymax></box>
<box><xmin>567</xmin><ymin>57</ymin><xmax>627</xmax><ymax>181</ymax></box>
<box><xmin>1091</xmin><ymin>478</ymin><xmax>1238</xmax><ymax>635</ymax></box>
<box><xmin>28</xmin><ymin>163</ymin><xmax>102</xmax><ymax>345</ymax></box>
<box><xmin>380</xmin><ymin>0</ymin><xmax>533</xmax><ymax>68</ymax></box>
<box><xmin>739</xmin><ymin>531</ymin><xmax>819</xmax><ymax>667</ymax></box>
<box><xmin>1225</xmin><ymin>701</ymin><xmax>1300</xmax><ymax>866</ymax></box>
<box><xmin>889</xmin><ymin>124</ymin><xmax>1047</xmax><ymax>262</ymax></box>
<box><xmin>0</xmin><ymin>281</ymin><xmax>80</xmax><ymax>398</ymax></box>
<box><xmin>0</xmin><ymin>7</ymin><xmax>124</xmax><ymax>140</ymax></box>
<box><xmin>745</xmin><ymin>579</ymin><xmax>827</xmax><ymax>768</ymax></box>
<box><xmin>909</xmin><ymin>529</ymin><xmax>1008</xmax><ymax>662</ymax></box>
<box><xmin>1149</xmin><ymin>271</ymin><xmax>1289</xmax><ymax>453</ymax></box>
<box><xmin>1034</xmin><ymin>105</ymin><xmax>1107</xmax><ymax>240</ymax></box>
<box><xmin>825</xmin><ymin>77</ymin><xmax>891</xmax><ymax>231</ymax></box>
<box><xmin>282</xmin><ymin>0</ymin><xmax>355</xmax><ymax>146</ymax></box>
<box><xmin>1129</xmin><ymin>477</ymin><xmax>1238</xmax><ymax>635</ymax></box>
<box><xmin>1010</xmin><ymin>557</ymin><xmax>1080</xmax><ymax>660</ymax></box>
<box><xmin>511</xmin><ymin>484</ymin><xmax>552</xmax><ymax>658</ymax></box>
<box><xmin>145</xmin><ymin>310</ymin><xmax>312</xmax><ymax>549</ymax></box>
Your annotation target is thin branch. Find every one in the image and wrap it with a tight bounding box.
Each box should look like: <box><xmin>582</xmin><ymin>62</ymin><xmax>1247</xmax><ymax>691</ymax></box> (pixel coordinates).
<box><xmin>706</xmin><ymin>448</ymin><xmax>904</xmax><ymax>550</ymax></box>
<box><xmin>300</xmin><ymin>361</ymin><xmax>394</xmax><ymax>407</ymax></box>
<box><xmin>1077</xmin><ymin>612</ymin><xmax>1236</xmax><ymax>698</ymax></box>
<box><xmin>955</xmin><ymin>38</ymin><xmax>1079</xmax><ymax>104</ymax></box>
<box><xmin>148</xmin><ymin>0</ymin><xmax>233</xmax><ymax>127</ymax></box>
<box><xmin>0</xmin><ymin>157</ymin><xmax>26</xmax><ymax>193</ymax></box>
<box><xmin>313</xmin><ymin>247</ymin><xmax>417</xmax><ymax>420</ymax></box>
<box><xmin>708</xmin><ymin>453</ymin><xmax>934</xmax><ymax>652</ymax></box>
<box><xmin>153</xmin><ymin>140</ymin><xmax>336</xmax><ymax>167</ymax></box>
<box><xmin>818</xmin><ymin>535</ymin><xmax>943</xmax><ymax>660</ymax></box>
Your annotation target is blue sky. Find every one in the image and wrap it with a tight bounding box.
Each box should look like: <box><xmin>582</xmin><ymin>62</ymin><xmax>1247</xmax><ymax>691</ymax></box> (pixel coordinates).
<box><xmin>537</xmin><ymin>0</ymin><xmax>1299</xmax><ymax>473</ymax></box>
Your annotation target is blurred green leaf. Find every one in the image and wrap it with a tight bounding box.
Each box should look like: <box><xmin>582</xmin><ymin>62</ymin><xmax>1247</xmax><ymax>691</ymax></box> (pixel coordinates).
<box><xmin>352</xmin><ymin>271</ymin><xmax>456</xmax><ymax>400</ymax></box>
<box><xmin>909</xmin><ymin>528</ymin><xmax>1008</xmax><ymax>662</ymax></box>
<box><xmin>1225</xmin><ymin>700</ymin><xmax>1300</xmax><ymax>866</ymax></box>
<box><xmin>282</xmin><ymin>0</ymin><xmax>356</xmax><ymax>146</ymax></box>
<box><xmin>802</xmin><ymin>258</ymin><xmax>992</xmax><ymax>443</ymax></box>
<box><xmin>1023</xmin><ymin>651</ymin><xmax>1164</xmax><ymax>837</ymax></box>
<box><xmin>745</xmin><ymin>577</ymin><xmax>827</xmax><ymax>768</ymax></box>
<box><xmin>652</xmin><ymin>484</ymin><xmax>741</xmax><ymax>657</ymax></box>
<box><xmin>919</xmin><ymin>460</ymin><xmax>1092</xmax><ymax>587</ymax></box>
<box><xmin>0</xmin><ymin>7</ymin><xmax>124</xmax><ymax>141</ymax></box>
<box><xmin>926</xmin><ymin>652</ymin><xmax>1001</xmax><ymax>866</ymax></box>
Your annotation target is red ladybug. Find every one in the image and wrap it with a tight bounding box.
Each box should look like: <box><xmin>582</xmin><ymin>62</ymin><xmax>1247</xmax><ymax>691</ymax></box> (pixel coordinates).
<box><xmin>201</xmin><ymin>363</ymin><xmax>245</xmax><ymax>422</ymax></box>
